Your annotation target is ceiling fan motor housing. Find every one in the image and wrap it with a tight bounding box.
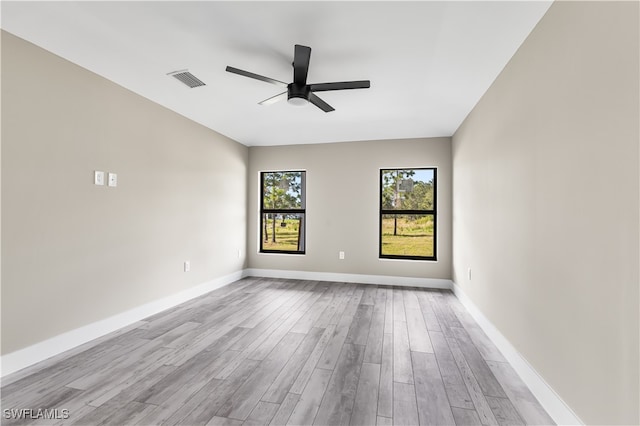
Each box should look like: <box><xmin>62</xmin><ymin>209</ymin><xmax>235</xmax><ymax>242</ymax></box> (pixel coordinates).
<box><xmin>288</xmin><ymin>83</ymin><xmax>310</xmax><ymax>105</ymax></box>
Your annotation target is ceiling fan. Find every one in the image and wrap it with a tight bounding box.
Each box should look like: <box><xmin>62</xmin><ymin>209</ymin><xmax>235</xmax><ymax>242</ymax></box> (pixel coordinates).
<box><xmin>226</xmin><ymin>44</ymin><xmax>370</xmax><ymax>113</ymax></box>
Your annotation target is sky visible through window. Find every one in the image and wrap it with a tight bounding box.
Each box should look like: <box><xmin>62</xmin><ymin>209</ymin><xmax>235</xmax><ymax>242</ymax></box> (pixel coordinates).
<box><xmin>412</xmin><ymin>169</ymin><xmax>433</xmax><ymax>184</ymax></box>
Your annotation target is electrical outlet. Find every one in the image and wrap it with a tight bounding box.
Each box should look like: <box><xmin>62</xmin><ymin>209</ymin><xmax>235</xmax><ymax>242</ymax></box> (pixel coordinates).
<box><xmin>237</xmin><ymin>249</ymin><xmax>241</xmax><ymax>259</ymax></box>
<box><xmin>468</xmin><ymin>268</ymin><xmax>472</xmax><ymax>281</ymax></box>
<box><xmin>108</xmin><ymin>172</ymin><xmax>117</xmax><ymax>187</ymax></box>
<box><xmin>184</xmin><ymin>261</ymin><xmax>190</xmax><ymax>272</ymax></box>
<box><xmin>339</xmin><ymin>251</ymin><xmax>345</xmax><ymax>260</ymax></box>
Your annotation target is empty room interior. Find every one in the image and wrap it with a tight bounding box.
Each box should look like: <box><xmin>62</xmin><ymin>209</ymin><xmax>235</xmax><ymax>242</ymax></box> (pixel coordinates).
<box><xmin>1</xmin><ymin>1</ymin><xmax>638</xmax><ymax>425</ymax></box>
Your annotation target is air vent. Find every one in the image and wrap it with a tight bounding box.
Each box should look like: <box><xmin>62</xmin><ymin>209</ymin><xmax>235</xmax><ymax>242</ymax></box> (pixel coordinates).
<box><xmin>167</xmin><ymin>70</ymin><xmax>206</xmax><ymax>88</ymax></box>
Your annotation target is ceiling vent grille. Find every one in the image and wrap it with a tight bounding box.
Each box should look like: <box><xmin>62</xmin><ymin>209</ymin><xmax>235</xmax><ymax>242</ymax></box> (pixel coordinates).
<box><xmin>167</xmin><ymin>70</ymin><xmax>206</xmax><ymax>88</ymax></box>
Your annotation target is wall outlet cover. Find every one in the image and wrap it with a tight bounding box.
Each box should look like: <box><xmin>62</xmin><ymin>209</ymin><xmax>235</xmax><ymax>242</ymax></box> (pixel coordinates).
<box><xmin>108</xmin><ymin>172</ymin><xmax>117</xmax><ymax>187</ymax></box>
<box><xmin>94</xmin><ymin>171</ymin><xmax>105</xmax><ymax>185</ymax></box>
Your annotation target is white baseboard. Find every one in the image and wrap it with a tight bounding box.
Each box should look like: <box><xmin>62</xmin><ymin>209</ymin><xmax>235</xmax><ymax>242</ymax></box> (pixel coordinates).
<box><xmin>245</xmin><ymin>268</ymin><xmax>452</xmax><ymax>289</ymax></box>
<box><xmin>1</xmin><ymin>268</ymin><xmax>447</xmax><ymax>378</ymax></box>
<box><xmin>451</xmin><ymin>281</ymin><xmax>583</xmax><ymax>425</ymax></box>
<box><xmin>0</xmin><ymin>266</ymin><xmax>450</xmax><ymax>379</ymax></box>
<box><xmin>2</xmin><ymin>268</ymin><xmax>580</xmax><ymax>425</ymax></box>
<box><xmin>1</xmin><ymin>270</ymin><xmax>246</xmax><ymax>378</ymax></box>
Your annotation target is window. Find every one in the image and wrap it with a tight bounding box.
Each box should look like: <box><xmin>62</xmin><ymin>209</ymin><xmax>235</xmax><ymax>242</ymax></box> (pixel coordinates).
<box><xmin>260</xmin><ymin>171</ymin><xmax>306</xmax><ymax>254</ymax></box>
<box><xmin>380</xmin><ymin>168</ymin><xmax>436</xmax><ymax>260</ymax></box>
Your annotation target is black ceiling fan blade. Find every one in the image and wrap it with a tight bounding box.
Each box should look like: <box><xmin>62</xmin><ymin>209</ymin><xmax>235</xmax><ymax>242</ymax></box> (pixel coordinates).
<box><xmin>225</xmin><ymin>66</ymin><xmax>287</xmax><ymax>87</ymax></box>
<box><xmin>293</xmin><ymin>45</ymin><xmax>311</xmax><ymax>86</ymax></box>
<box><xmin>309</xmin><ymin>80</ymin><xmax>371</xmax><ymax>92</ymax></box>
<box><xmin>308</xmin><ymin>93</ymin><xmax>335</xmax><ymax>113</ymax></box>
<box><xmin>259</xmin><ymin>92</ymin><xmax>288</xmax><ymax>106</ymax></box>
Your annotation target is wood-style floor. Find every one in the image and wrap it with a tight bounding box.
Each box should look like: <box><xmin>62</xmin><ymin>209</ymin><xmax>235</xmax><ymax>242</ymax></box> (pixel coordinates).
<box><xmin>1</xmin><ymin>277</ymin><xmax>555</xmax><ymax>426</ymax></box>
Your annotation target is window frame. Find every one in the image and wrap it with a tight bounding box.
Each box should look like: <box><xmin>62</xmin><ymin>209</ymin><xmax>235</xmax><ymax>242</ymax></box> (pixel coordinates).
<box><xmin>260</xmin><ymin>170</ymin><xmax>306</xmax><ymax>255</ymax></box>
<box><xmin>379</xmin><ymin>167</ymin><xmax>437</xmax><ymax>261</ymax></box>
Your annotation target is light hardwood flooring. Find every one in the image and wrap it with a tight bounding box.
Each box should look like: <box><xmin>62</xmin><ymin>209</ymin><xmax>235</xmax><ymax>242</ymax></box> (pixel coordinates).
<box><xmin>1</xmin><ymin>277</ymin><xmax>555</xmax><ymax>425</ymax></box>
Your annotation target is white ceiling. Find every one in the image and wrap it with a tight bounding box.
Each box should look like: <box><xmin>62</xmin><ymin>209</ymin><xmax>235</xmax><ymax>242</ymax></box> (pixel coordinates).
<box><xmin>1</xmin><ymin>1</ymin><xmax>552</xmax><ymax>146</ymax></box>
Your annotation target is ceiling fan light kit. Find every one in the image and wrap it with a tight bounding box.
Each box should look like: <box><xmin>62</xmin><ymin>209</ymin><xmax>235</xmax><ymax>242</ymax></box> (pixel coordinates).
<box><xmin>226</xmin><ymin>44</ymin><xmax>370</xmax><ymax>112</ymax></box>
<box><xmin>287</xmin><ymin>94</ymin><xmax>309</xmax><ymax>107</ymax></box>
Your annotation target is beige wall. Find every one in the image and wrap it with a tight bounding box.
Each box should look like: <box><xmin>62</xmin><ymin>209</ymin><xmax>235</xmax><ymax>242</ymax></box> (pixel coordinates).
<box><xmin>1</xmin><ymin>32</ymin><xmax>249</xmax><ymax>355</ymax></box>
<box><xmin>452</xmin><ymin>2</ymin><xmax>639</xmax><ymax>424</ymax></box>
<box><xmin>248</xmin><ymin>138</ymin><xmax>452</xmax><ymax>280</ymax></box>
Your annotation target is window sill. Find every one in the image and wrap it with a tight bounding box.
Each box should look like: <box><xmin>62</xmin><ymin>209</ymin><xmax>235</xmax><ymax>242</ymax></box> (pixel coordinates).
<box><xmin>378</xmin><ymin>257</ymin><xmax>438</xmax><ymax>263</ymax></box>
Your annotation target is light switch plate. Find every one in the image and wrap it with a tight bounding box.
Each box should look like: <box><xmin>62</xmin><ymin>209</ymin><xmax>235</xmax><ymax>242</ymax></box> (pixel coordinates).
<box><xmin>108</xmin><ymin>172</ymin><xmax>117</xmax><ymax>187</ymax></box>
<box><xmin>94</xmin><ymin>171</ymin><xmax>105</xmax><ymax>185</ymax></box>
